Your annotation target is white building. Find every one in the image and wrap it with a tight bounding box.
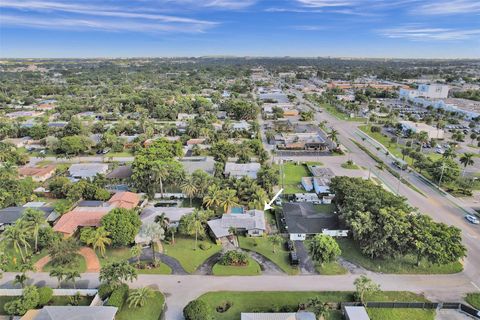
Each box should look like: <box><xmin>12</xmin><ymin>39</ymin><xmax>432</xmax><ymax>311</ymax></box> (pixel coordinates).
<box><xmin>399</xmin><ymin>120</ymin><xmax>444</xmax><ymax>139</ymax></box>
<box><xmin>417</xmin><ymin>84</ymin><xmax>449</xmax><ymax>99</ymax></box>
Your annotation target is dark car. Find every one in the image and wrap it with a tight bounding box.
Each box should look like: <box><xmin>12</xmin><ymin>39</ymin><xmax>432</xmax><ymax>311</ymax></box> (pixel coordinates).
<box><xmin>285</xmin><ymin>240</ymin><xmax>294</xmax><ymax>251</ymax></box>
<box><xmin>289</xmin><ymin>252</ymin><xmax>299</xmax><ymax>266</ymax></box>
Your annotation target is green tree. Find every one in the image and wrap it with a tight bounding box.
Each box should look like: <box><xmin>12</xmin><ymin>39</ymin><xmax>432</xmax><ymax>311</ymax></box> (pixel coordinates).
<box><xmin>64</xmin><ymin>270</ymin><xmax>81</xmax><ymax>289</ymax></box>
<box><xmin>101</xmin><ymin>208</ymin><xmax>141</xmax><ymax>247</ymax></box>
<box><xmin>183</xmin><ymin>299</ymin><xmax>213</xmax><ymax>320</ymax></box>
<box><xmin>203</xmin><ymin>184</ymin><xmax>222</xmax><ymax>209</ymax></box>
<box><xmin>181</xmin><ymin>176</ymin><xmax>198</xmax><ymax>206</ymax></box>
<box><xmin>459</xmin><ymin>153</ymin><xmax>475</xmax><ymax>175</ymax></box>
<box><xmin>13</xmin><ymin>273</ymin><xmax>29</xmax><ymax>288</ymax></box>
<box><xmin>268</xmin><ymin>235</ymin><xmax>283</xmax><ymax>253</ymax></box>
<box><xmin>4</xmin><ymin>285</ymin><xmax>39</xmax><ymax>316</ymax></box>
<box><xmin>219</xmin><ymin>189</ymin><xmax>239</xmax><ymax>213</ymax></box>
<box><xmin>21</xmin><ymin>208</ymin><xmax>47</xmax><ymax>253</ymax></box>
<box><xmin>138</xmin><ymin>223</ymin><xmax>165</xmax><ymax>264</ymax></box>
<box><xmin>308</xmin><ymin>234</ymin><xmax>341</xmax><ymax>265</ymax></box>
<box><xmin>86</xmin><ymin>227</ymin><xmax>112</xmax><ymax>258</ymax></box>
<box><xmin>3</xmin><ymin>222</ymin><xmax>31</xmax><ymax>263</ymax></box>
<box><xmin>354</xmin><ymin>275</ymin><xmax>380</xmax><ymax>304</ymax></box>
<box><xmin>49</xmin><ymin>268</ymin><xmax>66</xmax><ymax>288</ymax></box>
<box><xmin>99</xmin><ymin>261</ymin><xmax>138</xmax><ymax>289</ymax></box>
<box><xmin>48</xmin><ymin>237</ymin><xmax>80</xmax><ymax>267</ymax></box>
<box><xmin>127</xmin><ymin>287</ymin><xmax>155</xmax><ymax>308</ymax></box>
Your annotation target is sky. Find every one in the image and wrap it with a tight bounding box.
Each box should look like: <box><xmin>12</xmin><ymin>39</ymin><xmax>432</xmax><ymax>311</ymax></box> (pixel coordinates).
<box><xmin>0</xmin><ymin>0</ymin><xmax>479</xmax><ymax>58</ymax></box>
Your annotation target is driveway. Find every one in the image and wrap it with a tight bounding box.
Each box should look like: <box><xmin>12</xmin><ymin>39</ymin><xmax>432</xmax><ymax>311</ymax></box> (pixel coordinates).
<box><xmin>294</xmin><ymin>241</ymin><xmax>316</xmax><ymax>274</ymax></box>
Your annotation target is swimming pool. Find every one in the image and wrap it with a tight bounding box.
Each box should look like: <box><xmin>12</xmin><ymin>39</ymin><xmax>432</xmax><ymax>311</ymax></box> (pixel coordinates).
<box><xmin>230</xmin><ymin>207</ymin><xmax>244</xmax><ymax>214</ymax></box>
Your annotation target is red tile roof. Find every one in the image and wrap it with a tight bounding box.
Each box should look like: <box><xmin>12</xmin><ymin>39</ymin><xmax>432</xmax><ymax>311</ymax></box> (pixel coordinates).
<box><xmin>53</xmin><ymin>207</ymin><xmax>111</xmax><ymax>235</ymax></box>
<box><xmin>18</xmin><ymin>165</ymin><xmax>56</xmax><ymax>177</ymax></box>
<box><xmin>107</xmin><ymin>191</ymin><xmax>141</xmax><ymax>210</ymax></box>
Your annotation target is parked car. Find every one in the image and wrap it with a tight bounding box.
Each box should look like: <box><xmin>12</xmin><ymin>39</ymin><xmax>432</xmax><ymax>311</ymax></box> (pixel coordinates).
<box><xmin>285</xmin><ymin>240</ymin><xmax>294</xmax><ymax>251</ymax></box>
<box><xmin>289</xmin><ymin>252</ymin><xmax>299</xmax><ymax>266</ymax></box>
<box><xmin>465</xmin><ymin>215</ymin><xmax>480</xmax><ymax>225</ymax></box>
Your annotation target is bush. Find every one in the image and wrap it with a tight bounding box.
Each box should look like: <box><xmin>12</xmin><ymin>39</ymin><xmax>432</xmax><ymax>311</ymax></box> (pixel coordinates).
<box><xmin>38</xmin><ymin>287</ymin><xmax>53</xmax><ymax>306</ymax></box>
<box><xmin>199</xmin><ymin>243</ymin><xmax>212</xmax><ymax>250</ymax></box>
<box><xmin>183</xmin><ymin>299</ymin><xmax>213</xmax><ymax>320</ymax></box>
<box><xmin>98</xmin><ymin>283</ymin><xmax>114</xmax><ymax>300</ymax></box>
<box><xmin>370</xmin><ymin>126</ymin><xmax>381</xmax><ymax>133</ymax></box>
<box><xmin>106</xmin><ymin>284</ymin><xmax>128</xmax><ymax>309</ymax></box>
<box><xmin>219</xmin><ymin>250</ymin><xmax>248</xmax><ymax>266</ymax></box>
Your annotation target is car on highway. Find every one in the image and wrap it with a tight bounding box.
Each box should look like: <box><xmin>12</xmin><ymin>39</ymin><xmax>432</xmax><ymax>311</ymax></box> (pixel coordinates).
<box><xmin>465</xmin><ymin>214</ymin><xmax>480</xmax><ymax>225</ymax></box>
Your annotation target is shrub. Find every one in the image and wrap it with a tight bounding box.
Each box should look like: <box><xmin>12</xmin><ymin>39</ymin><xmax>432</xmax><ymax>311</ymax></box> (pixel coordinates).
<box><xmin>37</xmin><ymin>287</ymin><xmax>53</xmax><ymax>306</ymax></box>
<box><xmin>219</xmin><ymin>250</ymin><xmax>248</xmax><ymax>266</ymax></box>
<box><xmin>370</xmin><ymin>126</ymin><xmax>381</xmax><ymax>133</ymax></box>
<box><xmin>199</xmin><ymin>243</ymin><xmax>212</xmax><ymax>250</ymax></box>
<box><xmin>106</xmin><ymin>284</ymin><xmax>129</xmax><ymax>309</ymax></box>
<box><xmin>98</xmin><ymin>283</ymin><xmax>114</xmax><ymax>300</ymax></box>
<box><xmin>183</xmin><ymin>299</ymin><xmax>213</xmax><ymax>320</ymax></box>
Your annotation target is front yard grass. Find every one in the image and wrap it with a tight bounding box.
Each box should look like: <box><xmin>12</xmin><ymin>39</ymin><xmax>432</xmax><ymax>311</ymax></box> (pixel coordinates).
<box><xmin>116</xmin><ymin>291</ymin><xmax>165</xmax><ymax>320</ymax></box>
<box><xmin>281</xmin><ymin>163</ymin><xmax>310</xmax><ymax>194</ymax></box>
<box><xmin>238</xmin><ymin>236</ymin><xmax>298</xmax><ymax>275</ymax></box>
<box><xmin>1</xmin><ymin>246</ymin><xmax>49</xmax><ymax>272</ymax></box>
<box><xmin>338</xmin><ymin>238</ymin><xmax>463</xmax><ymax>274</ymax></box>
<box><xmin>43</xmin><ymin>254</ymin><xmax>87</xmax><ymax>273</ymax></box>
<box><xmin>163</xmin><ymin>237</ymin><xmax>221</xmax><ymax>273</ymax></box>
<box><xmin>466</xmin><ymin>293</ymin><xmax>480</xmax><ymax>309</ymax></box>
<box><xmin>198</xmin><ymin>291</ymin><xmax>428</xmax><ymax>320</ymax></box>
<box><xmin>367</xmin><ymin>308</ymin><xmax>434</xmax><ymax>320</ymax></box>
<box><xmin>212</xmin><ymin>256</ymin><xmax>262</xmax><ymax>276</ymax></box>
<box><xmin>97</xmin><ymin>247</ymin><xmax>133</xmax><ymax>266</ymax></box>
<box><xmin>315</xmin><ymin>261</ymin><xmax>348</xmax><ymax>275</ymax></box>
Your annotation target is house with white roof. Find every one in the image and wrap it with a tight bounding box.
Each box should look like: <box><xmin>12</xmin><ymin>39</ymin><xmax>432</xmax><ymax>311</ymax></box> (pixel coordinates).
<box><xmin>208</xmin><ymin>209</ymin><xmax>266</xmax><ymax>240</ymax></box>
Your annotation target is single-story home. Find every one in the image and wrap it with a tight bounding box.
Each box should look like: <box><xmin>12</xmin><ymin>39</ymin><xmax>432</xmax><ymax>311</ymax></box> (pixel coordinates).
<box><xmin>0</xmin><ymin>205</ymin><xmax>56</xmax><ymax>228</ymax></box>
<box><xmin>313</xmin><ymin>177</ymin><xmax>331</xmax><ymax>194</ymax></box>
<box><xmin>224</xmin><ymin>162</ymin><xmax>261</xmax><ymax>179</ymax></box>
<box><xmin>208</xmin><ymin>210</ymin><xmax>266</xmax><ymax>240</ymax></box>
<box><xmin>180</xmin><ymin>156</ymin><xmax>216</xmax><ymax>175</ymax></box>
<box><xmin>282</xmin><ymin>202</ymin><xmax>339</xmax><ymax>241</ymax></box>
<box><xmin>69</xmin><ymin>163</ymin><xmax>109</xmax><ymax>180</ymax></box>
<box><xmin>293</xmin><ymin>193</ymin><xmax>321</xmax><ymax>204</ymax></box>
<box><xmin>18</xmin><ymin>165</ymin><xmax>56</xmax><ymax>182</ymax></box>
<box><xmin>21</xmin><ymin>306</ymin><xmax>118</xmax><ymax>320</ymax></box>
<box><xmin>106</xmin><ymin>165</ymin><xmax>133</xmax><ymax>179</ymax></box>
<box><xmin>107</xmin><ymin>191</ymin><xmax>141</xmax><ymax>209</ymax></box>
<box><xmin>301</xmin><ymin>177</ymin><xmax>314</xmax><ymax>192</ymax></box>
<box><xmin>241</xmin><ymin>312</ymin><xmax>316</xmax><ymax>320</ymax></box>
<box><xmin>344</xmin><ymin>306</ymin><xmax>370</xmax><ymax>320</ymax></box>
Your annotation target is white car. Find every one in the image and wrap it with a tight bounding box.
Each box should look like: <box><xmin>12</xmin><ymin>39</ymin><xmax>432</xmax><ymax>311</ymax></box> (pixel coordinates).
<box><xmin>465</xmin><ymin>215</ymin><xmax>480</xmax><ymax>225</ymax></box>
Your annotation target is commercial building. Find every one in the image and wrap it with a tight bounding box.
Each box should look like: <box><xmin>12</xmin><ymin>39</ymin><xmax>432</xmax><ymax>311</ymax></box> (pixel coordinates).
<box><xmin>399</xmin><ymin>120</ymin><xmax>445</xmax><ymax>140</ymax></box>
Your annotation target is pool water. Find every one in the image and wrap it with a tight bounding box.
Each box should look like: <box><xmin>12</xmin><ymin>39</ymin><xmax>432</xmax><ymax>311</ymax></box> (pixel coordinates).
<box><xmin>230</xmin><ymin>207</ymin><xmax>244</xmax><ymax>214</ymax></box>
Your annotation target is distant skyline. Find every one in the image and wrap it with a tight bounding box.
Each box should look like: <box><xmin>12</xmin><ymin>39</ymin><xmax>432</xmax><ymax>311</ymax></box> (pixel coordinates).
<box><xmin>1</xmin><ymin>0</ymin><xmax>479</xmax><ymax>58</ymax></box>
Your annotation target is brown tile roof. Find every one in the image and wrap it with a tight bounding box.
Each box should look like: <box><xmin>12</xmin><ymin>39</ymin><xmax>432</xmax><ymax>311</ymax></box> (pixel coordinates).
<box><xmin>107</xmin><ymin>192</ymin><xmax>141</xmax><ymax>210</ymax></box>
<box><xmin>53</xmin><ymin>207</ymin><xmax>111</xmax><ymax>235</ymax></box>
<box><xmin>18</xmin><ymin>165</ymin><xmax>56</xmax><ymax>177</ymax></box>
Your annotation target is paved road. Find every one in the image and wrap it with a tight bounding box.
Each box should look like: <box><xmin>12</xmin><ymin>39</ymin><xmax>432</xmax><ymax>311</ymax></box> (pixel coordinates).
<box><xmin>289</xmin><ymin>88</ymin><xmax>480</xmax><ymax>284</ymax></box>
<box><xmin>1</xmin><ymin>272</ymin><xmax>477</xmax><ymax>320</ymax></box>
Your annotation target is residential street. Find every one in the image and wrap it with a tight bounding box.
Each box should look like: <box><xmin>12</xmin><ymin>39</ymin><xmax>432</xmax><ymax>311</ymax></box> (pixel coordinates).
<box><xmin>0</xmin><ymin>272</ymin><xmax>477</xmax><ymax>319</ymax></box>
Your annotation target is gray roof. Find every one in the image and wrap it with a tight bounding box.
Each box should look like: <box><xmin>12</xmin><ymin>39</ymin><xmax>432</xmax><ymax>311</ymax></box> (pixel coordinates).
<box><xmin>106</xmin><ymin>165</ymin><xmax>133</xmax><ymax>179</ymax></box>
<box><xmin>282</xmin><ymin>202</ymin><xmax>338</xmax><ymax>234</ymax></box>
<box><xmin>69</xmin><ymin>163</ymin><xmax>109</xmax><ymax>178</ymax></box>
<box><xmin>208</xmin><ymin>210</ymin><xmax>266</xmax><ymax>238</ymax></box>
<box><xmin>241</xmin><ymin>312</ymin><xmax>316</xmax><ymax>320</ymax></box>
<box><xmin>77</xmin><ymin>200</ymin><xmax>109</xmax><ymax>207</ymax></box>
<box><xmin>34</xmin><ymin>306</ymin><xmax>117</xmax><ymax>320</ymax></box>
<box><xmin>224</xmin><ymin>162</ymin><xmax>261</xmax><ymax>179</ymax></box>
<box><xmin>344</xmin><ymin>306</ymin><xmax>371</xmax><ymax>320</ymax></box>
<box><xmin>0</xmin><ymin>207</ymin><xmax>55</xmax><ymax>225</ymax></box>
<box><xmin>179</xmin><ymin>157</ymin><xmax>215</xmax><ymax>175</ymax></box>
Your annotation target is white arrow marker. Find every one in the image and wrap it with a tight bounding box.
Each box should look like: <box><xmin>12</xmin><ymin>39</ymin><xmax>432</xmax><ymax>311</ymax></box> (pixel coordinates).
<box><xmin>264</xmin><ymin>188</ymin><xmax>284</xmax><ymax>211</ymax></box>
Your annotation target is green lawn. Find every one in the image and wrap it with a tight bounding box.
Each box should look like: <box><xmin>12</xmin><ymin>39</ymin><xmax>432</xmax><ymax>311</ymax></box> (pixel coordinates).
<box><xmin>163</xmin><ymin>237</ymin><xmax>222</xmax><ymax>273</ymax></box>
<box><xmin>212</xmin><ymin>256</ymin><xmax>262</xmax><ymax>276</ymax></box>
<box><xmin>319</xmin><ymin>103</ymin><xmax>365</xmax><ymax>122</ymax></box>
<box><xmin>198</xmin><ymin>291</ymin><xmax>428</xmax><ymax>320</ymax></box>
<box><xmin>341</xmin><ymin>162</ymin><xmax>360</xmax><ymax>169</ymax></box>
<box><xmin>116</xmin><ymin>291</ymin><xmax>165</xmax><ymax>320</ymax></box>
<box><xmin>315</xmin><ymin>261</ymin><xmax>348</xmax><ymax>275</ymax></box>
<box><xmin>367</xmin><ymin>308</ymin><xmax>434</xmax><ymax>320</ymax></box>
<box><xmin>338</xmin><ymin>238</ymin><xmax>463</xmax><ymax>274</ymax></box>
<box><xmin>466</xmin><ymin>293</ymin><xmax>480</xmax><ymax>309</ymax></box>
<box><xmin>97</xmin><ymin>247</ymin><xmax>133</xmax><ymax>266</ymax></box>
<box><xmin>43</xmin><ymin>254</ymin><xmax>87</xmax><ymax>273</ymax></box>
<box><xmin>281</xmin><ymin>163</ymin><xmax>310</xmax><ymax>194</ymax></box>
<box><xmin>0</xmin><ymin>296</ymin><xmax>92</xmax><ymax>315</ymax></box>
<box><xmin>238</xmin><ymin>236</ymin><xmax>298</xmax><ymax>275</ymax></box>
<box><xmin>136</xmin><ymin>263</ymin><xmax>172</xmax><ymax>275</ymax></box>
<box><xmin>1</xmin><ymin>246</ymin><xmax>49</xmax><ymax>272</ymax></box>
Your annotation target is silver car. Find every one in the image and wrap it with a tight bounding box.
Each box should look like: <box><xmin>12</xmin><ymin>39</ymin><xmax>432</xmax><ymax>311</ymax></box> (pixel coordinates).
<box><xmin>465</xmin><ymin>215</ymin><xmax>480</xmax><ymax>225</ymax></box>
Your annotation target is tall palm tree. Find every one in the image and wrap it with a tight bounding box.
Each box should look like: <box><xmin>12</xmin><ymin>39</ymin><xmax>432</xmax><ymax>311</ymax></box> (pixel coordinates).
<box><xmin>416</xmin><ymin>131</ymin><xmax>429</xmax><ymax>152</ymax></box>
<box><xmin>442</xmin><ymin>147</ymin><xmax>457</xmax><ymax>159</ymax></box>
<box><xmin>219</xmin><ymin>189</ymin><xmax>239</xmax><ymax>213</ymax></box>
<box><xmin>181</xmin><ymin>176</ymin><xmax>198</xmax><ymax>206</ymax></box>
<box><xmin>21</xmin><ymin>208</ymin><xmax>46</xmax><ymax>253</ymax></box>
<box><xmin>130</xmin><ymin>244</ymin><xmax>142</xmax><ymax>266</ymax></box>
<box><xmin>86</xmin><ymin>227</ymin><xmax>112</xmax><ymax>258</ymax></box>
<box><xmin>249</xmin><ymin>189</ymin><xmax>268</xmax><ymax>210</ymax></box>
<box><xmin>13</xmin><ymin>273</ymin><xmax>28</xmax><ymax>288</ymax></box>
<box><xmin>3</xmin><ymin>223</ymin><xmax>30</xmax><ymax>263</ymax></box>
<box><xmin>138</xmin><ymin>223</ymin><xmax>165</xmax><ymax>264</ymax></box>
<box><xmin>49</xmin><ymin>268</ymin><xmax>66</xmax><ymax>288</ymax></box>
<box><xmin>127</xmin><ymin>287</ymin><xmax>154</xmax><ymax>308</ymax></box>
<box><xmin>327</xmin><ymin>129</ymin><xmax>339</xmax><ymax>147</ymax></box>
<box><xmin>65</xmin><ymin>270</ymin><xmax>80</xmax><ymax>289</ymax></box>
<box><xmin>151</xmin><ymin>163</ymin><xmax>169</xmax><ymax>198</ymax></box>
<box><xmin>459</xmin><ymin>153</ymin><xmax>475</xmax><ymax>176</ymax></box>
<box><xmin>154</xmin><ymin>213</ymin><xmax>170</xmax><ymax>230</ymax></box>
<box><xmin>203</xmin><ymin>184</ymin><xmax>221</xmax><ymax>209</ymax></box>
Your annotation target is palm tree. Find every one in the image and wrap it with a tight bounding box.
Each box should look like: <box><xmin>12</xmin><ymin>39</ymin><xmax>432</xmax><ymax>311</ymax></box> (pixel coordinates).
<box><xmin>219</xmin><ymin>189</ymin><xmax>239</xmax><ymax>213</ymax></box>
<box><xmin>190</xmin><ymin>210</ymin><xmax>205</xmax><ymax>250</ymax></box>
<box><xmin>168</xmin><ymin>226</ymin><xmax>177</xmax><ymax>245</ymax></box>
<box><xmin>203</xmin><ymin>184</ymin><xmax>221</xmax><ymax>209</ymax></box>
<box><xmin>416</xmin><ymin>131</ymin><xmax>429</xmax><ymax>152</ymax></box>
<box><xmin>151</xmin><ymin>163</ymin><xmax>169</xmax><ymax>198</ymax></box>
<box><xmin>459</xmin><ymin>153</ymin><xmax>475</xmax><ymax>176</ymax></box>
<box><xmin>138</xmin><ymin>223</ymin><xmax>165</xmax><ymax>264</ymax></box>
<box><xmin>86</xmin><ymin>227</ymin><xmax>112</xmax><ymax>258</ymax></box>
<box><xmin>249</xmin><ymin>189</ymin><xmax>268</xmax><ymax>210</ymax></box>
<box><xmin>21</xmin><ymin>209</ymin><xmax>46</xmax><ymax>253</ymax></box>
<box><xmin>127</xmin><ymin>287</ymin><xmax>155</xmax><ymax>308</ymax></box>
<box><xmin>13</xmin><ymin>273</ymin><xmax>28</xmax><ymax>288</ymax></box>
<box><xmin>65</xmin><ymin>270</ymin><xmax>81</xmax><ymax>289</ymax></box>
<box><xmin>443</xmin><ymin>147</ymin><xmax>457</xmax><ymax>159</ymax></box>
<box><xmin>50</xmin><ymin>268</ymin><xmax>66</xmax><ymax>288</ymax></box>
<box><xmin>327</xmin><ymin>129</ymin><xmax>339</xmax><ymax>147</ymax></box>
<box><xmin>3</xmin><ymin>223</ymin><xmax>31</xmax><ymax>263</ymax></box>
<box><xmin>130</xmin><ymin>244</ymin><xmax>142</xmax><ymax>266</ymax></box>
<box><xmin>268</xmin><ymin>235</ymin><xmax>283</xmax><ymax>253</ymax></box>
<box><xmin>181</xmin><ymin>176</ymin><xmax>198</xmax><ymax>206</ymax></box>
<box><xmin>154</xmin><ymin>213</ymin><xmax>170</xmax><ymax>230</ymax></box>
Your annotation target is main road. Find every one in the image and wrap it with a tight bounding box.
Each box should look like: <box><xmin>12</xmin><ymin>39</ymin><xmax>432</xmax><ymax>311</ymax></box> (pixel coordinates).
<box><xmin>288</xmin><ymin>87</ymin><xmax>480</xmax><ymax>284</ymax></box>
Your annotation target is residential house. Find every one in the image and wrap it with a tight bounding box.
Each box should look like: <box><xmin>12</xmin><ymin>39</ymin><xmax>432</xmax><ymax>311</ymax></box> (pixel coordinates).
<box><xmin>232</xmin><ymin>120</ymin><xmax>251</xmax><ymax>131</ymax></box>
<box><xmin>301</xmin><ymin>177</ymin><xmax>313</xmax><ymax>192</ymax></box>
<box><xmin>344</xmin><ymin>306</ymin><xmax>371</xmax><ymax>320</ymax></box>
<box><xmin>241</xmin><ymin>312</ymin><xmax>316</xmax><ymax>320</ymax></box>
<box><xmin>4</xmin><ymin>136</ymin><xmax>32</xmax><ymax>148</ymax></box>
<box><xmin>293</xmin><ymin>193</ymin><xmax>321</xmax><ymax>204</ymax></box>
<box><xmin>224</xmin><ymin>162</ymin><xmax>261</xmax><ymax>179</ymax></box>
<box><xmin>208</xmin><ymin>209</ymin><xmax>266</xmax><ymax>240</ymax></box>
<box><xmin>0</xmin><ymin>205</ymin><xmax>56</xmax><ymax>229</ymax></box>
<box><xmin>177</xmin><ymin>113</ymin><xmax>196</xmax><ymax>121</ymax></box>
<box><xmin>180</xmin><ymin>156</ymin><xmax>215</xmax><ymax>175</ymax></box>
<box><xmin>282</xmin><ymin>202</ymin><xmax>339</xmax><ymax>241</ymax></box>
<box><xmin>21</xmin><ymin>306</ymin><xmax>118</xmax><ymax>320</ymax></box>
<box><xmin>18</xmin><ymin>165</ymin><xmax>56</xmax><ymax>182</ymax></box>
<box><xmin>106</xmin><ymin>165</ymin><xmax>133</xmax><ymax>179</ymax></box>
<box><xmin>68</xmin><ymin>163</ymin><xmax>109</xmax><ymax>180</ymax></box>
<box><xmin>107</xmin><ymin>191</ymin><xmax>141</xmax><ymax>209</ymax></box>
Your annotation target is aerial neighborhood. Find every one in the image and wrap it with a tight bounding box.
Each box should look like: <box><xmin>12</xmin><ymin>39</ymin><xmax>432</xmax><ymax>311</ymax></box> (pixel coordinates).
<box><xmin>0</xmin><ymin>56</ymin><xmax>479</xmax><ymax>320</ymax></box>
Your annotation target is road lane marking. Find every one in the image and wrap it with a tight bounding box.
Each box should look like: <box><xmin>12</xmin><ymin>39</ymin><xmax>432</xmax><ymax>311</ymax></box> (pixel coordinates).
<box><xmin>471</xmin><ymin>281</ymin><xmax>480</xmax><ymax>291</ymax></box>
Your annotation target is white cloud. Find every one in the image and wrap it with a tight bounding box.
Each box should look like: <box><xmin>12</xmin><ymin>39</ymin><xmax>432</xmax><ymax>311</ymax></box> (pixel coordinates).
<box><xmin>380</xmin><ymin>24</ymin><xmax>480</xmax><ymax>41</ymax></box>
<box><xmin>161</xmin><ymin>0</ymin><xmax>257</xmax><ymax>10</ymax></box>
<box><xmin>416</xmin><ymin>0</ymin><xmax>480</xmax><ymax>15</ymax></box>
<box><xmin>295</xmin><ymin>0</ymin><xmax>355</xmax><ymax>8</ymax></box>
<box><xmin>291</xmin><ymin>25</ymin><xmax>326</xmax><ymax>31</ymax></box>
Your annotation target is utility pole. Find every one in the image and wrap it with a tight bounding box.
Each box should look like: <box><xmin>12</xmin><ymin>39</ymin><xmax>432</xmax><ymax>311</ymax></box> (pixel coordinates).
<box><xmin>438</xmin><ymin>162</ymin><xmax>446</xmax><ymax>190</ymax></box>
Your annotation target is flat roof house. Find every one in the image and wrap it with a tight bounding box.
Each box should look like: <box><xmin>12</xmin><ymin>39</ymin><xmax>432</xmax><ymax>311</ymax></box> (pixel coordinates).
<box><xmin>224</xmin><ymin>162</ymin><xmax>261</xmax><ymax>179</ymax></box>
<box><xmin>208</xmin><ymin>210</ymin><xmax>266</xmax><ymax>239</ymax></box>
<box><xmin>282</xmin><ymin>202</ymin><xmax>339</xmax><ymax>241</ymax></box>
<box><xmin>344</xmin><ymin>306</ymin><xmax>371</xmax><ymax>320</ymax></box>
<box><xmin>21</xmin><ymin>306</ymin><xmax>118</xmax><ymax>320</ymax></box>
<box><xmin>180</xmin><ymin>156</ymin><xmax>216</xmax><ymax>175</ymax></box>
<box><xmin>0</xmin><ymin>206</ymin><xmax>56</xmax><ymax>228</ymax></box>
<box><xmin>69</xmin><ymin>163</ymin><xmax>109</xmax><ymax>180</ymax></box>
